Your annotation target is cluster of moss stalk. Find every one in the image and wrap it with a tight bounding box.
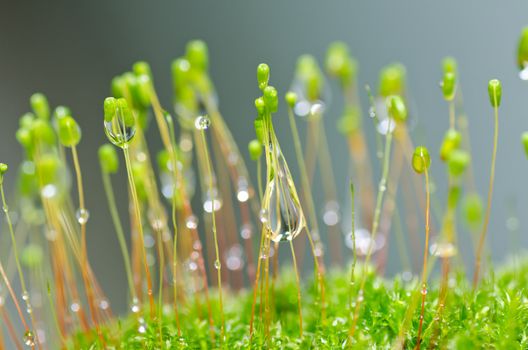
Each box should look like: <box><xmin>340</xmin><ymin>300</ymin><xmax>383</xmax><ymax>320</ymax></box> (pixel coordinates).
<box><xmin>0</xmin><ymin>28</ymin><xmax>528</xmax><ymax>349</ymax></box>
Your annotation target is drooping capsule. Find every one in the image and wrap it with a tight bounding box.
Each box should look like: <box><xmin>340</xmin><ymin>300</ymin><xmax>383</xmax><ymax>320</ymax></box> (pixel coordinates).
<box><xmin>439</xmin><ymin>129</ymin><xmax>462</xmax><ymax>161</ymax></box>
<box><xmin>103</xmin><ymin>97</ymin><xmax>136</xmax><ymax>149</ymax></box>
<box><xmin>412</xmin><ymin>146</ymin><xmax>431</xmax><ymax>174</ymax></box>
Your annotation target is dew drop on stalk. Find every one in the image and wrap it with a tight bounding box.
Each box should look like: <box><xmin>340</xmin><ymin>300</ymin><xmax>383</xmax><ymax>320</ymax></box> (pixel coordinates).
<box><xmin>192</xmin><ymin>240</ymin><xmax>202</xmax><ymax>251</ymax></box>
<box><xmin>99</xmin><ymin>299</ymin><xmax>110</xmax><ymax>311</ymax></box>
<box><xmin>21</xmin><ymin>291</ymin><xmax>29</xmax><ymax>301</ymax></box>
<box><xmin>41</xmin><ymin>184</ymin><xmax>58</xmax><ymax>199</ymax></box>
<box><xmin>194</xmin><ymin>115</ymin><xmax>210</xmax><ymax>130</ymax></box>
<box><xmin>259</xmin><ymin>209</ymin><xmax>268</xmax><ymax>223</ymax></box>
<box><xmin>214</xmin><ymin>259</ymin><xmax>221</xmax><ymax>270</ymax></box>
<box><xmin>376</xmin><ymin>118</ymin><xmax>395</xmax><ymax>135</ymax></box>
<box><xmin>236</xmin><ymin>177</ymin><xmax>250</xmax><ymax>202</ymax></box>
<box><xmin>519</xmin><ymin>64</ymin><xmax>528</xmax><ymax>80</ymax></box>
<box><xmin>75</xmin><ymin>208</ymin><xmax>90</xmax><ymax>225</ymax></box>
<box><xmin>203</xmin><ymin>188</ymin><xmax>222</xmax><ymax>213</ymax></box>
<box><xmin>131</xmin><ymin>298</ymin><xmax>140</xmax><ymax>313</ymax></box>
<box><xmin>23</xmin><ymin>330</ymin><xmax>35</xmax><ymax>347</ymax></box>
<box><xmin>104</xmin><ymin>117</ymin><xmax>136</xmax><ymax>149</ymax></box>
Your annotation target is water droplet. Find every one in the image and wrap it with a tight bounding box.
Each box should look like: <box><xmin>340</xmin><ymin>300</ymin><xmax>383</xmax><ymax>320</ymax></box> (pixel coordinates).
<box><xmin>194</xmin><ymin>115</ymin><xmax>210</xmax><ymax>130</ymax></box>
<box><xmin>45</xmin><ymin>228</ymin><xmax>57</xmax><ymax>241</ymax></box>
<box><xmin>185</xmin><ymin>215</ymin><xmax>198</xmax><ymax>229</ymax></box>
<box><xmin>75</xmin><ymin>208</ymin><xmax>90</xmax><ymax>225</ymax></box>
<box><xmin>421</xmin><ymin>285</ymin><xmax>428</xmax><ymax>296</ymax></box>
<box><xmin>214</xmin><ymin>260</ymin><xmax>221</xmax><ymax>270</ymax></box>
<box><xmin>98</xmin><ymin>299</ymin><xmax>110</xmax><ymax>310</ymax></box>
<box><xmin>2</xmin><ymin>204</ymin><xmax>8</xmax><ymax>213</ymax></box>
<box><xmin>187</xmin><ymin>260</ymin><xmax>198</xmax><ymax>271</ymax></box>
<box><xmin>322</xmin><ymin>200</ymin><xmax>340</xmax><ymax>226</ymax></box>
<box><xmin>376</xmin><ymin>118</ymin><xmax>395</xmax><ymax>135</ymax></box>
<box><xmin>104</xmin><ymin>115</ymin><xmax>136</xmax><ymax>149</ymax></box>
<box><xmin>240</xmin><ymin>223</ymin><xmax>252</xmax><ymax>240</ymax></box>
<box><xmin>131</xmin><ymin>298</ymin><xmax>140</xmax><ymax>313</ymax></box>
<box><xmin>259</xmin><ymin>209</ymin><xmax>268</xmax><ymax>223</ymax></box>
<box><xmin>262</xmin><ymin>152</ymin><xmax>305</xmax><ymax>242</ymax></box>
<box><xmin>203</xmin><ymin>188</ymin><xmax>222</xmax><ymax>213</ymax></box>
<box><xmin>519</xmin><ymin>64</ymin><xmax>528</xmax><ymax>80</ymax></box>
<box><xmin>21</xmin><ymin>292</ymin><xmax>29</xmax><ymax>301</ymax></box>
<box><xmin>23</xmin><ymin>330</ymin><xmax>35</xmax><ymax>346</ymax></box>
<box><xmin>402</xmin><ymin>271</ymin><xmax>413</xmax><ymax>282</ymax></box>
<box><xmin>236</xmin><ymin>177</ymin><xmax>250</xmax><ymax>203</ymax></box>
<box><xmin>429</xmin><ymin>242</ymin><xmax>457</xmax><ymax>258</ymax></box>
<box><xmin>368</xmin><ymin>106</ymin><xmax>376</xmax><ymax>119</ymax></box>
<box><xmin>70</xmin><ymin>302</ymin><xmax>80</xmax><ymax>313</ymax></box>
<box><xmin>41</xmin><ymin>184</ymin><xmax>58</xmax><ymax>199</ymax></box>
<box><xmin>309</xmin><ymin>101</ymin><xmax>325</xmax><ymax>117</ymax></box>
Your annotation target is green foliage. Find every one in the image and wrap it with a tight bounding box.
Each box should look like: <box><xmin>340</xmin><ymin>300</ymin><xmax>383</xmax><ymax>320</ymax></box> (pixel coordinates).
<box><xmin>68</xmin><ymin>258</ymin><xmax>528</xmax><ymax>349</ymax></box>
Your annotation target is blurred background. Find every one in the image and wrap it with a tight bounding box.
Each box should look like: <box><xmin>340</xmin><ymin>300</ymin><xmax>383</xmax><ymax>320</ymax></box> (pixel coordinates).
<box><xmin>1</xmin><ymin>0</ymin><xmax>527</xmax><ymax>315</ymax></box>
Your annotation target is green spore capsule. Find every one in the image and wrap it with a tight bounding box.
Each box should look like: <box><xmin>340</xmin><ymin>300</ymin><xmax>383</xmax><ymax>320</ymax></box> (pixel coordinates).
<box><xmin>19</xmin><ymin>113</ymin><xmax>36</xmax><ymax>129</ymax></box>
<box><xmin>57</xmin><ymin>116</ymin><xmax>81</xmax><ymax>147</ymax></box>
<box><xmin>255</xmin><ymin>97</ymin><xmax>266</xmax><ymax>115</ymax></box>
<box><xmin>488</xmin><ymin>79</ymin><xmax>502</xmax><ymax>108</ymax></box>
<box><xmin>447</xmin><ymin>149</ymin><xmax>470</xmax><ymax>177</ymax></box>
<box><xmin>263</xmin><ymin>86</ymin><xmax>278</xmax><ymax>113</ymax></box>
<box><xmin>442</xmin><ymin>72</ymin><xmax>457</xmax><ymax>101</ymax></box>
<box><xmin>30</xmin><ymin>93</ymin><xmax>50</xmax><ymax>120</ymax></box>
<box><xmin>257</xmin><ymin>63</ymin><xmax>270</xmax><ymax>91</ymax></box>
<box><xmin>462</xmin><ymin>193</ymin><xmax>483</xmax><ymax>229</ymax></box>
<box><xmin>442</xmin><ymin>56</ymin><xmax>458</xmax><ymax>75</ymax></box>
<box><xmin>31</xmin><ymin>119</ymin><xmax>56</xmax><ymax>146</ymax></box>
<box><xmin>412</xmin><ymin>146</ymin><xmax>431</xmax><ymax>174</ymax></box>
<box><xmin>447</xmin><ymin>185</ymin><xmax>461</xmax><ymax>209</ymax></box>
<box><xmin>98</xmin><ymin>144</ymin><xmax>119</xmax><ymax>174</ymax></box>
<box><xmin>517</xmin><ymin>27</ymin><xmax>528</xmax><ymax>71</ymax></box>
<box><xmin>522</xmin><ymin>132</ymin><xmax>528</xmax><ymax>158</ymax></box>
<box><xmin>36</xmin><ymin>154</ymin><xmax>61</xmax><ymax>186</ymax></box>
<box><xmin>296</xmin><ymin>55</ymin><xmax>324</xmax><ymax>101</ymax></box>
<box><xmin>136</xmin><ymin>74</ymin><xmax>153</xmax><ymax>107</ymax></box>
<box><xmin>285</xmin><ymin>91</ymin><xmax>297</xmax><ymax>108</ymax></box>
<box><xmin>325</xmin><ymin>41</ymin><xmax>357</xmax><ymax>85</ymax></box>
<box><xmin>16</xmin><ymin>127</ymin><xmax>34</xmax><ymax>151</ymax></box>
<box><xmin>387</xmin><ymin>95</ymin><xmax>407</xmax><ymax>122</ymax></box>
<box><xmin>21</xmin><ymin>244</ymin><xmax>43</xmax><ymax>269</ymax></box>
<box><xmin>337</xmin><ymin>106</ymin><xmax>360</xmax><ymax>135</ymax></box>
<box><xmin>379</xmin><ymin>63</ymin><xmax>406</xmax><ymax>97</ymax></box>
<box><xmin>186</xmin><ymin>40</ymin><xmax>209</xmax><ymax>72</ymax></box>
<box><xmin>111</xmin><ymin>75</ymin><xmax>127</xmax><ymax>99</ymax></box>
<box><xmin>439</xmin><ymin>129</ymin><xmax>462</xmax><ymax>161</ymax></box>
<box><xmin>18</xmin><ymin>161</ymin><xmax>38</xmax><ymax>197</ymax></box>
<box><xmin>132</xmin><ymin>162</ymin><xmax>148</xmax><ymax>200</ymax></box>
<box><xmin>248</xmin><ymin>139</ymin><xmax>262</xmax><ymax>161</ymax></box>
<box><xmin>53</xmin><ymin>106</ymin><xmax>71</xmax><ymax>122</ymax></box>
<box><xmin>133</xmin><ymin>61</ymin><xmax>153</xmax><ymax>79</ymax></box>
<box><xmin>104</xmin><ymin>97</ymin><xmax>136</xmax><ymax>149</ymax></box>
<box><xmin>0</xmin><ymin>163</ymin><xmax>8</xmax><ymax>178</ymax></box>
<box><xmin>171</xmin><ymin>58</ymin><xmax>191</xmax><ymax>92</ymax></box>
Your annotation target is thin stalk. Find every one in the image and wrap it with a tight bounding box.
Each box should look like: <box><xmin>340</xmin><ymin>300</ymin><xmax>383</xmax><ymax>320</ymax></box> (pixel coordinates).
<box><xmin>348</xmin><ymin>183</ymin><xmax>356</xmax><ymax>323</ymax></box>
<box><xmin>349</xmin><ymin>118</ymin><xmax>393</xmax><ymax>338</ymax></box>
<box><xmin>473</xmin><ymin>102</ymin><xmax>499</xmax><ymax>288</ymax></box>
<box><xmin>101</xmin><ymin>171</ymin><xmax>136</xmax><ymax>303</ymax></box>
<box><xmin>123</xmin><ymin>146</ymin><xmax>155</xmax><ymax>317</ymax></box>
<box><xmin>289</xmin><ymin>240</ymin><xmax>303</xmax><ymax>338</ymax></box>
<box><xmin>200</xmin><ymin>129</ymin><xmax>225</xmax><ymax>339</ymax></box>
<box><xmin>415</xmin><ymin>167</ymin><xmax>431</xmax><ymax>350</ymax></box>
<box><xmin>0</xmin><ymin>181</ymin><xmax>41</xmax><ymax>348</ymax></box>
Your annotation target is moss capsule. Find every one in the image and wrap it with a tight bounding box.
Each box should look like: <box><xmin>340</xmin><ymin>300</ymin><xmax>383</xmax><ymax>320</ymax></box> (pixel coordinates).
<box><xmin>517</xmin><ymin>27</ymin><xmax>528</xmax><ymax>70</ymax></box>
<box><xmin>285</xmin><ymin>91</ymin><xmax>297</xmax><ymax>108</ymax></box>
<box><xmin>248</xmin><ymin>139</ymin><xmax>262</xmax><ymax>161</ymax></box>
<box><xmin>439</xmin><ymin>129</ymin><xmax>462</xmax><ymax>161</ymax></box>
<box><xmin>57</xmin><ymin>116</ymin><xmax>81</xmax><ymax>147</ymax></box>
<box><xmin>387</xmin><ymin>95</ymin><xmax>407</xmax><ymax>122</ymax></box>
<box><xmin>442</xmin><ymin>72</ymin><xmax>457</xmax><ymax>101</ymax></box>
<box><xmin>263</xmin><ymin>86</ymin><xmax>278</xmax><ymax>113</ymax></box>
<box><xmin>522</xmin><ymin>132</ymin><xmax>528</xmax><ymax>158</ymax></box>
<box><xmin>257</xmin><ymin>63</ymin><xmax>270</xmax><ymax>91</ymax></box>
<box><xmin>30</xmin><ymin>93</ymin><xmax>50</xmax><ymax>120</ymax></box>
<box><xmin>98</xmin><ymin>144</ymin><xmax>119</xmax><ymax>174</ymax></box>
<box><xmin>488</xmin><ymin>79</ymin><xmax>502</xmax><ymax>108</ymax></box>
<box><xmin>379</xmin><ymin>63</ymin><xmax>406</xmax><ymax>97</ymax></box>
<box><xmin>186</xmin><ymin>40</ymin><xmax>209</xmax><ymax>72</ymax></box>
<box><xmin>412</xmin><ymin>146</ymin><xmax>431</xmax><ymax>174</ymax></box>
<box><xmin>447</xmin><ymin>150</ymin><xmax>470</xmax><ymax>177</ymax></box>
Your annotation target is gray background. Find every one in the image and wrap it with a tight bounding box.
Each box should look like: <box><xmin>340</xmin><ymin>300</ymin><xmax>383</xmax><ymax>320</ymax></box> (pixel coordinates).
<box><xmin>1</xmin><ymin>0</ymin><xmax>527</xmax><ymax>314</ymax></box>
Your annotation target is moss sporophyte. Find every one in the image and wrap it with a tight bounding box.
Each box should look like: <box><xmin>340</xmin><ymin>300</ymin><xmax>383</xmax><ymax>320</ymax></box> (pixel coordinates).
<box><xmin>0</xmin><ymin>32</ymin><xmax>527</xmax><ymax>349</ymax></box>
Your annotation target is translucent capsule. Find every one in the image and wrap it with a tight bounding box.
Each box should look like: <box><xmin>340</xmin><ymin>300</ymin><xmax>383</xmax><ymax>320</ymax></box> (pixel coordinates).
<box><xmin>104</xmin><ymin>115</ymin><xmax>136</xmax><ymax>149</ymax></box>
<box><xmin>262</xmin><ymin>173</ymin><xmax>306</xmax><ymax>243</ymax></box>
